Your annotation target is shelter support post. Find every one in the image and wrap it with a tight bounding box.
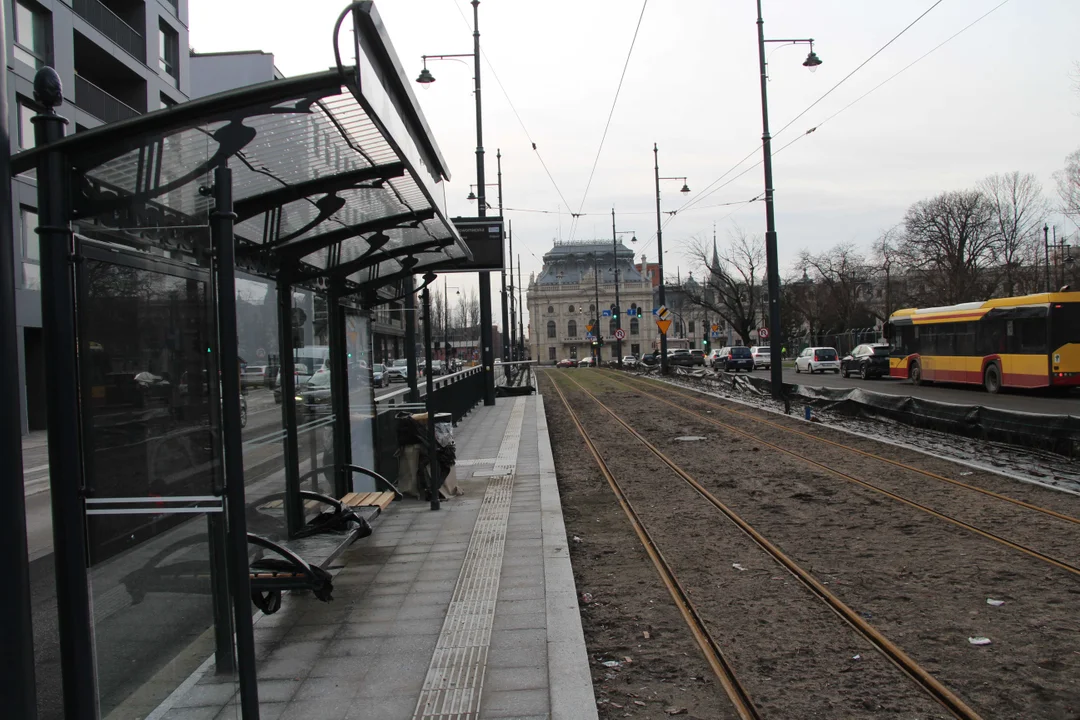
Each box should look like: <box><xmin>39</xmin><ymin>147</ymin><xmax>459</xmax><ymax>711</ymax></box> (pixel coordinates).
<box><xmin>212</xmin><ymin>164</ymin><xmax>260</xmax><ymax>718</ymax></box>
<box><xmin>405</xmin><ymin>274</ymin><xmax>419</xmax><ymax>401</ymax></box>
<box><xmin>276</xmin><ymin>274</ymin><xmax>304</xmax><ymax>537</ymax></box>
<box><xmin>35</xmin><ymin>89</ymin><xmax>98</xmax><ymax>720</ymax></box>
<box><xmin>328</xmin><ymin>287</ymin><xmax>351</xmax><ymax>497</ymax></box>
<box><xmin>0</xmin><ymin>1</ymin><xmax>38</xmax><ymax>711</ymax></box>
<box><xmin>422</xmin><ymin>273</ymin><xmax>440</xmax><ymax>509</ymax></box>
<box><xmin>480</xmin><ymin>273</ymin><xmax>495</xmax><ymax>405</ymax></box>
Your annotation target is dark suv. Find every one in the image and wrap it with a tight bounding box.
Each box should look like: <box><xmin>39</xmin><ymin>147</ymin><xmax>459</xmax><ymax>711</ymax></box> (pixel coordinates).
<box><xmin>716</xmin><ymin>346</ymin><xmax>754</xmax><ymax>372</ymax></box>
<box><xmin>841</xmin><ymin>343</ymin><xmax>892</xmax><ymax>379</ymax></box>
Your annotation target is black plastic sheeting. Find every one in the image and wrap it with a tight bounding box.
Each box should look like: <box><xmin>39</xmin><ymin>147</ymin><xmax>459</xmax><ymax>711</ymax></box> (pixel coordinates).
<box><xmin>733</xmin><ymin>374</ymin><xmax>1080</xmax><ymax>459</ymax></box>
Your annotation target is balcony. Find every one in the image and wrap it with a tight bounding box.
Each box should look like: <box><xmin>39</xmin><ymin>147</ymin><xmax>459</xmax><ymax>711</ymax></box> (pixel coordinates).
<box><xmin>75</xmin><ymin>75</ymin><xmax>140</xmax><ymax>124</ymax></box>
<box><xmin>72</xmin><ymin>0</ymin><xmax>146</xmax><ymax>63</ymax></box>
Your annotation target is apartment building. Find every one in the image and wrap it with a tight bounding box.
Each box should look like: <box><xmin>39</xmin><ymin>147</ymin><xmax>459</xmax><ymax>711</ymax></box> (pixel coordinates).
<box><xmin>8</xmin><ymin>0</ymin><xmax>190</xmax><ymax>433</ymax></box>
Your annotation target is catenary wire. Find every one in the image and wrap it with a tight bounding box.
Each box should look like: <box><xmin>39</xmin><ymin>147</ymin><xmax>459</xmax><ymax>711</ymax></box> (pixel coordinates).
<box><xmin>568</xmin><ymin>0</ymin><xmax>651</xmax><ymax>241</ymax></box>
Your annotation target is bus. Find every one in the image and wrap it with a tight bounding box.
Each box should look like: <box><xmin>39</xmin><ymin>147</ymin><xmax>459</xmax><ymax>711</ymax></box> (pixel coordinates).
<box><xmin>885</xmin><ymin>292</ymin><xmax>1080</xmax><ymax>393</ymax></box>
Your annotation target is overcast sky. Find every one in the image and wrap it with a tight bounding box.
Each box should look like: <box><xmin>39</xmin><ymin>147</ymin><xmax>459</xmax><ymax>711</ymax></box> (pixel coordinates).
<box><xmin>191</xmin><ymin>0</ymin><xmax>1080</xmax><ymax>332</ymax></box>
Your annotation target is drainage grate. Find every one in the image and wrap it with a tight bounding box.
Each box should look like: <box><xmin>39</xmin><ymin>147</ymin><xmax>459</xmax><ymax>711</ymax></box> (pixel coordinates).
<box><xmin>412</xmin><ymin>399</ymin><xmax>525</xmax><ymax>719</ymax></box>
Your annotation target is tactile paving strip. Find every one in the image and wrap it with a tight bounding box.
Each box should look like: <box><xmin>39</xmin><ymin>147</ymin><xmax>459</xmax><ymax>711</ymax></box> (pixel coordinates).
<box><xmin>412</xmin><ymin>398</ymin><xmax>525</xmax><ymax>719</ymax></box>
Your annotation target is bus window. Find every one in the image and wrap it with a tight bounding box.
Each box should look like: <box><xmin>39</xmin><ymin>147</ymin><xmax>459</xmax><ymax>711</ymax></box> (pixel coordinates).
<box><xmin>1050</xmin><ymin>303</ymin><xmax>1079</xmax><ymax>351</ymax></box>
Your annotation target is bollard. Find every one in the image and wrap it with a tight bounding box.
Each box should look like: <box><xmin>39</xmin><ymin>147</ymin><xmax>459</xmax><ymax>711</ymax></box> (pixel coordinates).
<box><xmin>804</xmin><ymin>405</ymin><xmax>812</xmax><ymax>421</ymax></box>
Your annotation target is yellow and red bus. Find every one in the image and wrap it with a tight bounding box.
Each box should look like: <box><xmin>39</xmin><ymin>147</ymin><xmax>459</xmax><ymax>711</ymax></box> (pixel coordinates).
<box><xmin>885</xmin><ymin>292</ymin><xmax>1080</xmax><ymax>393</ymax></box>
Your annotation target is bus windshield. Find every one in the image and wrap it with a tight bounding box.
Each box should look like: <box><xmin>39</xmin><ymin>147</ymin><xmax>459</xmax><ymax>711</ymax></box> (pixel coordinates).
<box><xmin>1051</xmin><ymin>303</ymin><xmax>1080</xmax><ymax>351</ymax></box>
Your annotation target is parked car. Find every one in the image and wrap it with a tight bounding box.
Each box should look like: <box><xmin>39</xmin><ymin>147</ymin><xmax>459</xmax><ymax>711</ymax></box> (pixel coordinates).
<box><xmin>428</xmin><ymin>359</ymin><xmax>445</xmax><ymax>375</ymax></box>
<box><xmin>668</xmin><ymin>349</ymin><xmax>695</xmax><ymax>367</ymax></box>
<box><xmin>621</xmin><ymin>355</ymin><xmax>638</xmax><ymax>368</ymax></box>
<box><xmin>240</xmin><ymin>364</ymin><xmax>269</xmax><ymax>389</ymax></box>
<box><xmin>706</xmin><ymin>349</ymin><xmax>725</xmax><ymax>367</ymax></box>
<box><xmin>639</xmin><ymin>353</ymin><xmax>659</xmax><ymax>367</ymax></box>
<box><xmin>371</xmin><ymin>363</ymin><xmax>389</xmax><ymax>387</ymax></box>
<box><xmin>689</xmin><ymin>349</ymin><xmax>706</xmax><ymax>366</ymax></box>
<box><xmin>386</xmin><ymin>359</ymin><xmax>409</xmax><ymax>382</ymax></box>
<box><xmin>295</xmin><ymin>368</ymin><xmax>333</xmax><ymax>419</ymax></box>
<box><xmin>795</xmin><ymin>346</ymin><xmax>841</xmax><ymax>374</ymax></box>
<box><xmin>841</xmin><ymin>344</ymin><xmax>892</xmax><ymax>379</ymax></box>
<box><xmin>749</xmin><ymin>346</ymin><xmax>771</xmax><ymax>370</ymax></box>
<box><xmin>714</xmin><ymin>346</ymin><xmax>754</xmax><ymax>372</ymax></box>
<box><xmin>556</xmin><ymin>358</ymin><xmax>575</xmax><ymax>368</ymax></box>
<box><xmin>578</xmin><ymin>356</ymin><xmax>596</xmax><ymax>367</ymax></box>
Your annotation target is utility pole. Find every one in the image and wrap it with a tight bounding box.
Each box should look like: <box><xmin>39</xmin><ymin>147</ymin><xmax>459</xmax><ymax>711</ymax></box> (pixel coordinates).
<box><xmin>612</xmin><ymin>209</ymin><xmax>623</xmax><ymax>368</ymax></box>
<box><xmin>654</xmin><ymin>145</ymin><xmax>668</xmax><ymax>374</ymax></box>
<box><xmin>1045</xmin><ymin>224</ymin><xmax>1051</xmax><ymax>293</ymax></box>
<box><xmin>497</xmin><ymin>149</ymin><xmax>509</xmax><ymax>362</ymax></box>
<box><xmin>472</xmin><ymin>0</ymin><xmax>495</xmax><ymax>405</ymax></box>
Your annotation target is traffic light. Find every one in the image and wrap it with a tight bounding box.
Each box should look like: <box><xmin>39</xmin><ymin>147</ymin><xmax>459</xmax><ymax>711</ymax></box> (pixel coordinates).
<box><xmin>636</xmin><ymin>307</ymin><xmax>643</xmax><ymax>318</ymax></box>
<box><xmin>702</xmin><ymin>338</ymin><xmax>710</xmax><ymax>353</ymax></box>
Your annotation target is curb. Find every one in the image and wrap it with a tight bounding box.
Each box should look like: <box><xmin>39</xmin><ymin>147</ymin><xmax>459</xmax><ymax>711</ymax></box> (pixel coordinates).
<box><xmin>537</xmin><ymin>393</ymin><xmax>599</xmax><ymax>720</ymax></box>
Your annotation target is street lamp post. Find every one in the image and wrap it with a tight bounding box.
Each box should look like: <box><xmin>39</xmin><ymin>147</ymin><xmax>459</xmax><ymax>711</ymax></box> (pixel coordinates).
<box><xmin>416</xmin><ymin>0</ymin><xmax>495</xmax><ymax>405</ymax></box>
<box><xmin>756</xmin><ymin>0</ymin><xmax>822</xmax><ymax>397</ymax></box>
<box><xmin>653</xmin><ymin>144</ymin><xmax>690</xmax><ymax>375</ymax></box>
<box><xmin>611</xmin><ymin>209</ymin><xmax>636</xmax><ymax>368</ymax></box>
<box><xmin>592</xmin><ymin>255</ymin><xmax>601</xmax><ymax>366</ymax></box>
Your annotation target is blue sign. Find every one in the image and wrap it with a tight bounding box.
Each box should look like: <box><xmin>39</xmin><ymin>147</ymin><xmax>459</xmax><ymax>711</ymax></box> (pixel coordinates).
<box><xmin>711</xmin><ymin>331</ymin><xmax>720</xmax><ymax>339</ymax></box>
<box><xmin>601</xmin><ymin>310</ymin><xmax>611</xmax><ymax>317</ymax></box>
<box><xmin>627</xmin><ymin>309</ymin><xmax>636</xmax><ymax>317</ymax></box>
<box><xmin>652</xmin><ymin>308</ymin><xmax>658</xmax><ymax>315</ymax></box>
<box><xmin>585</xmin><ymin>333</ymin><xmax>594</xmax><ymax>340</ymax></box>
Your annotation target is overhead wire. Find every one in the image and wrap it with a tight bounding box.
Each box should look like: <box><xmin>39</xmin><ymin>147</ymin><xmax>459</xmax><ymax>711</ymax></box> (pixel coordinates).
<box><xmin>447</xmin><ymin>0</ymin><xmax>575</xmax><ymax>215</ymax></box>
<box><xmin>640</xmin><ymin>0</ymin><xmax>1005</xmax><ymax>257</ymax></box>
<box><xmin>568</xmin><ymin>0</ymin><xmax>651</xmax><ymax>241</ymax></box>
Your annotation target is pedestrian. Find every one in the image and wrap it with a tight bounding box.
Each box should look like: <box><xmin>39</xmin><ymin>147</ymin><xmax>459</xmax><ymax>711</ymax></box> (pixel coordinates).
<box><xmin>782</xmin><ymin>345</ymin><xmax>787</xmax><ymax>359</ymax></box>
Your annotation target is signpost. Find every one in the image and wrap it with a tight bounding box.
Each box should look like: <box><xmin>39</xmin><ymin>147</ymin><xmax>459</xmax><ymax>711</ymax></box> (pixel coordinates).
<box><xmin>613</xmin><ymin>328</ymin><xmax>626</xmax><ymax>341</ymax></box>
<box><xmin>601</xmin><ymin>310</ymin><xmax>611</xmax><ymax>317</ymax></box>
<box><xmin>759</xmin><ymin>327</ymin><xmax>770</xmax><ymax>341</ymax></box>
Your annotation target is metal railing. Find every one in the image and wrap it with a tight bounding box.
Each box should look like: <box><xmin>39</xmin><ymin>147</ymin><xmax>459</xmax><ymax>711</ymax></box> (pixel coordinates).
<box><xmin>74</xmin><ymin>75</ymin><xmax>140</xmax><ymax>124</ymax></box>
<box><xmin>72</xmin><ymin>0</ymin><xmax>146</xmax><ymax>62</ymax></box>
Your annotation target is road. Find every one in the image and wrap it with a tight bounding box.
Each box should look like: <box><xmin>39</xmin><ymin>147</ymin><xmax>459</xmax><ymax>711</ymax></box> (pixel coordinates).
<box><xmin>770</xmin><ymin>367</ymin><xmax>1078</xmax><ymax>415</ymax></box>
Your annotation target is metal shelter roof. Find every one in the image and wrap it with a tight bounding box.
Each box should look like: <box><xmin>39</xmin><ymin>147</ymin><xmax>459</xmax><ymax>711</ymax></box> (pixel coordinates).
<box><xmin>11</xmin><ymin>2</ymin><xmax>469</xmax><ymax>297</ymax></box>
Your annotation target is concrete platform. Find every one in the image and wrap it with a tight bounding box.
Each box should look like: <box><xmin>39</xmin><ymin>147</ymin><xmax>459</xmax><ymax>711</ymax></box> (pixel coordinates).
<box><xmin>148</xmin><ymin>394</ymin><xmax>597</xmax><ymax>720</ymax></box>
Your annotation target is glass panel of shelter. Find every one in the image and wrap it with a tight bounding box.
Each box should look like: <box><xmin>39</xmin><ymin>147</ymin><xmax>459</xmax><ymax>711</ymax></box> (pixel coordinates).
<box><xmin>71</xmin><ymin>137</ymin><xmax>243</xmax><ymax>716</ymax></box>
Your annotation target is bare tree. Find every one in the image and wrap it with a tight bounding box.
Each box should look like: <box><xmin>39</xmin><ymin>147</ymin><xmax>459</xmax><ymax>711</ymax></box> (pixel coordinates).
<box><xmin>900</xmin><ymin>189</ymin><xmax>996</xmax><ymax>304</ymax></box>
<box><xmin>682</xmin><ymin>225</ymin><xmax>765</xmax><ymax>346</ymax></box>
<box><xmin>797</xmin><ymin>242</ymin><xmax>874</xmax><ymax>330</ymax></box>
<box><xmin>430</xmin><ymin>287</ymin><xmax>445</xmax><ymax>340</ymax></box>
<box><xmin>466</xmin><ymin>287</ymin><xmax>481</xmax><ymax>337</ymax></box>
<box><xmin>980</xmin><ymin>171</ymin><xmax>1047</xmax><ymax>296</ymax></box>
<box><xmin>1055</xmin><ymin>148</ymin><xmax>1080</xmax><ymax>221</ymax></box>
<box><xmin>868</xmin><ymin>226</ymin><xmax>905</xmax><ymax>320</ymax></box>
<box><xmin>455</xmin><ymin>291</ymin><xmax>469</xmax><ymax>333</ymax></box>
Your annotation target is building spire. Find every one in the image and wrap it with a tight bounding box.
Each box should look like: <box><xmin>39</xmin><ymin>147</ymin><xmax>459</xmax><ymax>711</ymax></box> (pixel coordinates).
<box><xmin>710</xmin><ymin>223</ymin><xmax>721</xmax><ymax>275</ymax></box>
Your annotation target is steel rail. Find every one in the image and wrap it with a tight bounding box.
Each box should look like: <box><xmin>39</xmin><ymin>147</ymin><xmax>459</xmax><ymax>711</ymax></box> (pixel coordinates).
<box><xmin>595</xmin><ymin>371</ymin><xmax>1080</xmax><ymax>578</ymax></box>
<box><xmin>547</xmin><ymin>375</ymin><xmax>762</xmax><ymax>720</ymax></box>
<box><xmin>552</xmin><ymin>370</ymin><xmax>983</xmax><ymax>720</ymax></box>
<box><xmin>610</xmin><ymin>370</ymin><xmax>1080</xmax><ymax>526</ymax></box>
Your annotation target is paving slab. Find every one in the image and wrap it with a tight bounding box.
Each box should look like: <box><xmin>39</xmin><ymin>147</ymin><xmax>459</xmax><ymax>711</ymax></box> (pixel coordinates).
<box><xmin>147</xmin><ymin>393</ymin><xmax>596</xmax><ymax>720</ymax></box>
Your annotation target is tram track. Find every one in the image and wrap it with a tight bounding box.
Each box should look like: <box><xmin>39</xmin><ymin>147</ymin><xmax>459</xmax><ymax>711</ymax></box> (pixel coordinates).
<box><xmin>546</xmin><ymin>370</ymin><xmax>983</xmax><ymax>720</ymax></box>
<box><xmin>606</xmin><ymin>369</ymin><xmax>1080</xmax><ymax>525</ymax></box>
<box><xmin>594</xmin><ymin>369</ymin><xmax>1080</xmax><ymax>578</ymax></box>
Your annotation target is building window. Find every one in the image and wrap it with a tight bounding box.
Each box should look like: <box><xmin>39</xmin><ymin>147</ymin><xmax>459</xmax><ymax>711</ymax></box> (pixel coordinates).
<box><xmin>567</xmin><ymin>320</ymin><xmax>577</xmax><ymax>337</ymax></box>
<box><xmin>609</xmin><ymin>319</ymin><xmax>617</xmax><ymax>335</ymax></box>
<box><xmin>17</xmin><ymin>98</ymin><xmax>35</xmax><ymax>150</ymax></box>
<box><xmin>568</xmin><ymin>305</ymin><xmax>575</xmax><ymax>313</ymax></box>
<box><xmin>548</xmin><ymin>347</ymin><xmax>556</xmax><ymax>361</ymax></box>
<box><xmin>159</xmin><ymin>20</ymin><xmax>180</xmax><ymax>81</ymax></box>
<box><xmin>160</xmin><ymin>93</ymin><xmax>178</xmax><ymax>110</ymax></box>
<box><xmin>689</xmin><ymin>321</ymin><xmax>695</xmax><ymax>333</ymax></box>
<box><xmin>630</xmin><ymin>319</ymin><xmax>639</xmax><ymax>335</ymax></box>
<box><xmin>13</xmin><ymin>0</ymin><xmax>50</xmax><ymax>68</ymax></box>
<box><xmin>631</xmin><ymin>343</ymin><xmax>640</xmax><ymax>356</ymax></box>
<box><xmin>21</xmin><ymin>207</ymin><xmax>39</xmax><ymax>290</ymax></box>
<box><xmin>546</xmin><ymin>321</ymin><xmax>556</xmax><ymax>338</ymax></box>
<box><xmin>547</xmin><ymin>305</ymin><xmax>554</xmax><ymax>314</ymax></box>
<box><xmin>589</xmin><ymin>304</ymin><xmax>595</xmax><ymax>312</ymax></box>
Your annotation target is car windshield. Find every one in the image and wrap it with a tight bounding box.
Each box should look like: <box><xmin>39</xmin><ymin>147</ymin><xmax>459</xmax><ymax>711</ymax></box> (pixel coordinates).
<box><xmin>754</xmin><ymin>348</ymin><xmax>768</xmax><ymax>354</ymax></box>
<box><xmin>308</xmin><ymin>371</ymin><xmax>331</xmax><ymax>387</ymax></box>
<box><xmin>815</xmin><ymin>349</ymin><xmax>838</xmax><ymax>360</ymax></box>
<box><xmin>731</xmin><ymin>347</ymin><xmax>752</xmax><ymax>358</ymax></box>
<box><xmin>373</xmin><ymin>364</ymin><xmax>385</xmax><ymax>373</ymax></box>
<box><xmin>392</xmin><ymin>359</ymin><xmax>408</xmax><ymax>367</ymax></box>
<box><xmin>871</xmin><ymin>346</ymin><xmax>891</xmax><ymax>357</ymax></box>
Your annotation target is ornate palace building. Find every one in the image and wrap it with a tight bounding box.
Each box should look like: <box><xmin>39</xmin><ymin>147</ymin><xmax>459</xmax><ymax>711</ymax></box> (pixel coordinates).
<box><xmin>527</xmin><ymin>240</ymin><xmax>655</xmax><ymax>363</ymax></box>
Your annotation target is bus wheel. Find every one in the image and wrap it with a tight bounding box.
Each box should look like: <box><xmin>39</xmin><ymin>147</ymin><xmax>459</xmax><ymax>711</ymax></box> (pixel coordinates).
<box><xmin>983</xmin><ymin>363</ymin><xmax>1002</xmax><ymax>394</ymax></box>
<box><xmin>909</xmin><ymin>361</ymin><xmax>922</xmax><ymax>386</ymax></box>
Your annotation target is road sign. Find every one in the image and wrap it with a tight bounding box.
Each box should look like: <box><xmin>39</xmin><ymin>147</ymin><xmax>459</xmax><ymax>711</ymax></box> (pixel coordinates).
<box><xmin>602</xmin><ymin>310</ymin><xmax>611</xmax><ymax>317</ymax></box>
<box><xmin>256</xmin><ymin>347</ymin><xmax>266</xmax><ymax>358</ymax></box>
<box><xmin>613</xmin><ymin>328</ymin><xmax>626</xmax><ymax>340</ymax></box>
<box><xmin>711</xmin><ymin>331</ymin><xmax>719</xmax><ymax>339</ymax></box>
<box><xmin>585</xmin><ymin>333</ymin><xmax>594</xmax><ymax>340</ymax></box>
<box><xmin>758</xmin><ymin>327</ymin><xmax>770</xmax><ymax>340</ymax></box>
<box><xmin>657</xmin><ymin>306</ymin><xmax>671</xmax><ymax>321</ymax></box>
<box><xmin>711</xmin><ymin>324</ymin><xmax>719</xmax><ymax>332</ymax></box>
<box><xmin>627</xmin><ymin>309</ymin><xmax>636</xmax><ymax>317</ymax></box>
<box><xmin>586</xmin><ymin>324</ymin><xmax>594</xmax><ymax>333</ymax></box>
<box><xmin>656</xmin><ymin>319</ymin><xmax>672</xmax><ymax>335</ymax></box>
<box><xmin>652</xmin><ymin>308</ymin><xmax>658</xmax><ymax>316</ymax></box>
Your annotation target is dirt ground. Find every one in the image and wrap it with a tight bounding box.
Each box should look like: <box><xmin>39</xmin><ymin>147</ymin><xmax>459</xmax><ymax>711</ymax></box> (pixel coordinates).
<box><xmin>539</xmin><ymin>369</ymin><xmax>1080</xmax><ymax>719</ymax></box>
